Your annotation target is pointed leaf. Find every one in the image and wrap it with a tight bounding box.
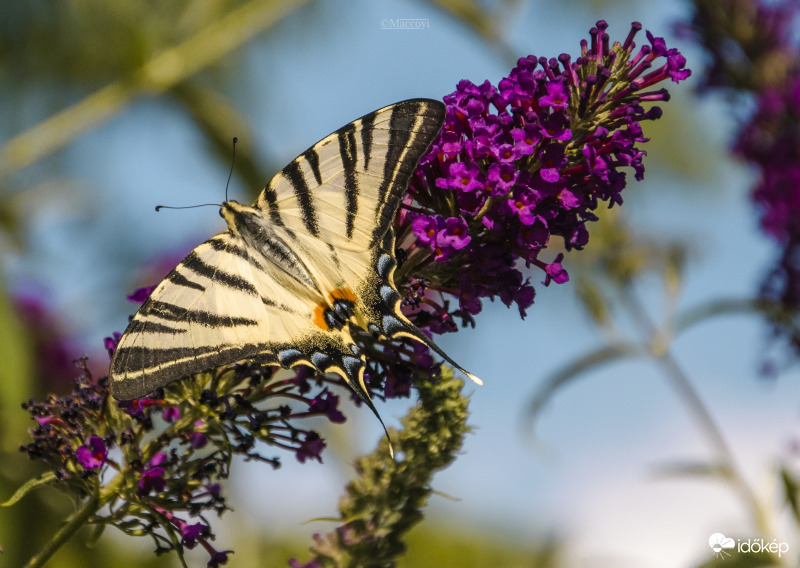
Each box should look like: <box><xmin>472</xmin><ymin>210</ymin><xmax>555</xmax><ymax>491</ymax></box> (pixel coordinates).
<box><xmin>521</xmin><ymin>342</ymin><xmax>643</xmax><ymax>437</ymax></box>
<box><xmin>650</xmin><ymin>460</ymin><xmax>733</xmax><ymax>480</ymax></box>
<box><xmin>0</xmin><ymin>472</ymin><xmax>58</xmax><ymax>507</ymax></box>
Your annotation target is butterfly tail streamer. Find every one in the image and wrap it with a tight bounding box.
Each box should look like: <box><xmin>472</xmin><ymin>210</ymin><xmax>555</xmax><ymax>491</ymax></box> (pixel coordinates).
<box><xmin>342</xmin><ymin>371</ymin><xmax>395</xmax><ymax>460</ymax></box>
<box><xmin>387</xmin><ymin>323</ymin><xmax>483</xmax><ymax>387</ymax></box>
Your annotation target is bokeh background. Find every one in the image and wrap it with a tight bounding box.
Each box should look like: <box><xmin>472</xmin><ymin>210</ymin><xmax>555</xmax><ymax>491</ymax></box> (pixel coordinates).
<box><xmin>1</xmin><ymin>1</ymin><xmax>797</xmax><ymax>567</ymax></box>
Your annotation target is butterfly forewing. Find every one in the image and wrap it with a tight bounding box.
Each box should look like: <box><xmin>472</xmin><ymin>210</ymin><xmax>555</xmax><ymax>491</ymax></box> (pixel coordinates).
<box><xmin>257</xmin><ymin>99</ymin><xmax>445</xmax><ymax>252</ymax></box>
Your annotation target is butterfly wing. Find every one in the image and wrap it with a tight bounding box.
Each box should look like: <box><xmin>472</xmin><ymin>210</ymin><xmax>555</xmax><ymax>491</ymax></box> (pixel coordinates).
<box><xmin>110</xmin><ymin>99</ymin><xmax>451</xmax><ymax>402</ymax></box>
<box><xmin>109</xmin><ymin>232</ymin><xmax>320</xmax><ymax>399</ymax></box>
<box><xmin>256</xmin><ymin>99</ymin><xmax>444</xmax><ymax>251</ymax></box>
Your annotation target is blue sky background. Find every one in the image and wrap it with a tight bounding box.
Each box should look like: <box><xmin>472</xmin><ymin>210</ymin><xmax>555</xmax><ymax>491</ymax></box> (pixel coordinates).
<box><xmin>5</xmin><ymin>1</ymin><xmax>800</xmax><ymax>566</ymax></box>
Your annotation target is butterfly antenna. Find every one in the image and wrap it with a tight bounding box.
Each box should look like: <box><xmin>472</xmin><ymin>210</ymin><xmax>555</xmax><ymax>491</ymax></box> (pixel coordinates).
<box><xmin>154</xmin><ymin>203</ymin><xmax>220</xmax><ymax>212</ymax></box>
<box><xmin>225</xmin><ymin>137</ymin><xmax>238</xmax><ymax>202</ymax></box>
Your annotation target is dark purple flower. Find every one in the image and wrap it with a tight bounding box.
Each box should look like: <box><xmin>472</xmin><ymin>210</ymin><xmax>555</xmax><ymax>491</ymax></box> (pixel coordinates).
<box><xmin>558</xmin><ymin>188</ymin><xmax>581</xmax><ymax>209</ymax></box>
<box><xmin>138</xmin><ymin>453</ymin><xmax>167</xmax><ymax>494</ymax></box>
<box><xmin>543</xmin><ymin>254</ymin><xmax>569</xmax><ymax>286</ymax></box>
<box><xmin>539</xmin><ymin>113</ymin><xmax>572</xmax><ymax>141</ymax></box>
<box><xmin>491</xmin><ymin>142</ymin><xmax>523</xmax><ymax>164</ymax></box>
<box><xmin>207</xmin><ymin>549</ymin><xmax>232</xmax><ymax>567</ymax></box>
<box><xmin>506</xmin><ymin>186</ymin><xmax>539</xmax><ymax>225</ymax></box>
<box><xmin>439</xmin><ymin>130</ymin><xmax>463</xmax><ymax>157</ymax></box>
<box><xmin>411</xmin><ymin>215</ymin><xmax>440</xmax><ymax>246</ymax></box>
<box><xmin>395</xmin><ymin>21</ymin><xmax>689</xmax><ymax>350</ymax></box>
<box><xmin>181</xmin><ymin>522</ymin><xmax>209</xmax><ymax>547</ymax></box>
<box><xmin>486</xmin><ymin>162</ymin><xmax>518</xmax><ymax>197</ymax></box>
<box><xmin>438</xmin><ymin>217</ymin><xmax>471</xmax><ymax>251</ymax></box>
<box><xmin>516</xmin><ymin>217</ymin><xmax>550</xmax><ymax>249</ymax></box>
<box><xmin>75</xmin><ymin>436</ymin><xmax>107</xmax><ymax>469</ymax></box>
<box><xmin>514</xmin><ymin>284</ymin><xmax>536</xmax><ymax>318</ymax></box>
<box><xmin>191</xmin><ymin>420</ymin><xmax>209</xmax><ymax>449</ymax></box>
<box><xmin>291</xmin><ymin>365</ymin><xmax>314</xmax><ymax>394</ymax></box>
<box><xmin>685</xmin><ymin>1</ymin><xmax>800</xmax><ymax>361</ymax></box>
<box><xmin>118</xmin><ymin>398</ymin><xmax>146</xmax><ymax>419</ymax></box>
<box><xmin>162</xmin><ymin>406</ymin><xmax>180</xmax><ymax>422</ymax></box>
<box><xmin>104</xmin><ymin>332</ymin><xmax>122</xmax><ymax>357</ymax></box>
<box><xmin>296</xmin><ymin>431</ymin><xmax>325</xmax><ymax>463</ymax></box>
<box><xmin>456</xmin><ymin>186</ymin><xmax>487</xmax><ymax>214</ymax></box>
<box><xmin>458</xmin><ymin>275</ymin><xmax>483</xmax><ymax>316</ymax></box>
<box><xmin>308</xmin><ymin>390</ymin><xmax>346</xmax><ymax>423</ymax></box>
<box><xmin>436</xmin><ymin>161</ymin><xmax>484</xmax><ymax>192</ymax></box>
<box><xmin>510</xmin><ymin>124</ymin><xmax>541</xmax><ymax>156</ymax></box>
<box><xmin>127</xmin><ymin>285</ymin><xmax>156</xmax><ymax>304</ymax></box>
<box><xmin>538</xmin><ymin>143</ymin><xmax>567</xmax><ymax>182</ymax></box>
<box><xmin>384</xmin><ymin>366</ymin><xmax>413</xmax><ymax>398</ymax></box>
<box><xmin>539</xmin><ymin>81</ymin><xmax>569</xmax><ymax>109</ymax></box>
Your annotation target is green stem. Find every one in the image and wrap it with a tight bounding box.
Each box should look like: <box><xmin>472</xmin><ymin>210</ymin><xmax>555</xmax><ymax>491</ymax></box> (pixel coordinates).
<box><xmin>622</xmin><ymin>285</ymin><xmax>774</xmax><ymax>540</ymax></box>
<box><xmin>657</xmin><ymin>349</ymin><xmax>772</xmax><ymax>536</ymax></box>
<box><xmin>22</xmin><ymin>471</ymin><xmax>125</xmax><ymax>568</ymax></box>
<box><xmin>23</xmin><ymin>495</ymin><xmax>100</xmax><ymax>568</ymax></box>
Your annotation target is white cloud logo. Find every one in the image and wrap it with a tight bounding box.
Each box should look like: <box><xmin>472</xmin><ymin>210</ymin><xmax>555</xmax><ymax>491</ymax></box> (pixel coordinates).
<box><xmin>709</xmin><ymin>533</ymin><xmax>735</xmax><ymax>559</ymax></box>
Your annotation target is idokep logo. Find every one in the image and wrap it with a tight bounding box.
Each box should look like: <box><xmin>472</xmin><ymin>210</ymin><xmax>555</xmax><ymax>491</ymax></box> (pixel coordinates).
<box><xmin>708</xmin><ymin>533</ymin><xmax>735</xmax><ymax>559</ymax></box>
<box><xmin>708</xmin><ymin>533</ymin><xmax>790</xmax><ymax>560</ymax></box>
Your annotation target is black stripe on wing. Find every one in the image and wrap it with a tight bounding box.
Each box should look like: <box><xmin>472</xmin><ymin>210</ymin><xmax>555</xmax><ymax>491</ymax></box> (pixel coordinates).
<box><xmin>303</xmin><ymin>147</ymin><xmax>323</xmax><ymax>186</ymax></box>
<box><xmin>337</xmin><ymin>122</ymin><xmax>359</xmax><ymax>240</ymax></box>
<box><xmin>282</xmin><ymin>160</ymin><xmax>318</xmax><ymax>237</ymax></box>
<box><xmin>260</xmin><ymin>183</ymin><xmax>283</xmax><ymax>226</ymax></box>
<box><xmin>126</xmin><ymin>319</ymin><xmax>188</xmax><ymax>335</ymax></box>
<box><xmin>166</xmin><ymin>271</ymin><xmax>205</xmax><ymax>292</ymax></box>
<box><xmin>371</xmin><ymin>100</ymin><xmax>445</xmax><ymax>248</ymax></box>
<box><xmin>360</xmin><ymin>111</ymin><xmax>375</xmax><ymax>170</ymax></box>
<box><xmin>182</xmin><ymin>251</ymin><xmax>258</xmax><ymax>295</ymax></box>
<box><xmin>146</xmin><ymin>300</ymin><xmax>259</xmax><ymax>327</ymax></box>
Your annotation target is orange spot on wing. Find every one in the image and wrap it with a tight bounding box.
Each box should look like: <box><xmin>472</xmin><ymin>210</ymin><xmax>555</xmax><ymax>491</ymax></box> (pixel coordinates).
<box><xmin>312</xmin><ymin>288</ymin><xmax>357</xmax><ymax>331</ymax></box>
<box><xmin>329</xmin><ymin>287</ymin><xmax>357</xmax><ymax>303</ymax></box>
<box><xmin>312</xmin><ymin>303</ymin><xmax>329</xmax><ymax>330</ymax></box>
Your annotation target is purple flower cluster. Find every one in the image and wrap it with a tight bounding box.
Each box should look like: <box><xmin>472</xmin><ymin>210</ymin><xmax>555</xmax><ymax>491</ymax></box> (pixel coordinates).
<box><xmin>21</xmin><ymin>358</ymin><xmax>110</xmax><ymax>480</ymax></box>
<box><xmin>20</xmin><ymin>351</ymin><xmax>356</xmax><ymax>566</ymax></box>
<box><xmin>395</xmin><ymin>21</ymin><xmax>690</xmax><ymax>338</ymax></box>
<box><xmin>737</xmin><ymin>76</ymin><xmax>800</xmax><ymax>350</ymax></box>
<box><xmin>684</xmin><ymin>0</ymin><xmax>800</xmax><ymax>361</ymax></box>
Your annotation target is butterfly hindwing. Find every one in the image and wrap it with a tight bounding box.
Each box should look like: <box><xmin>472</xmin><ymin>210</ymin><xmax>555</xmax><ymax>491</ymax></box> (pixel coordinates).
<box><xmin>110</xmin><ymin>99</ymin><xmax>452</xmax><ymax>403</ymax></box>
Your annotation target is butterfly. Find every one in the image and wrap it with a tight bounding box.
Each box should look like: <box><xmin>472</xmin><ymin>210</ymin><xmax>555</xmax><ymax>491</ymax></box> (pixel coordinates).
<box><xmin>109</xmin><ymin>99</ymin><xmax>481</xmax><ymax>433</ymax></box>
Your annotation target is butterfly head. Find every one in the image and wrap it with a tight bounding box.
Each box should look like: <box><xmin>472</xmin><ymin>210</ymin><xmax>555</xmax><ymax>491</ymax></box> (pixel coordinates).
<box><xmin>219</xmin><ymin>200</ymin><xmax>253</xmax><ymax>235</ymax></box>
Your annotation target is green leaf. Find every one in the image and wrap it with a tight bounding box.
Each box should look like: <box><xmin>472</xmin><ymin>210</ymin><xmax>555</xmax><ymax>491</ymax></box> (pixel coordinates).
<box><xmin>780</xmin><ymin>467</ymin><xmax>800</xmax><ymax>527</ymax></box>
<box><xmin>521</xmin><ymin>341</ymin><xmax>644</xmax><ymax>437</ymax></box>
<box><xmin>0</xmin><ymin>472</ymin><xmax>58</xmax><ymax>507</ymax></box>
<box><xmin>650</xmin><ymin>460</ymin><xmax>733</xmax><ymax>481</ymax></box>
<box><xmin>675</xmin><ymin>297</ymin><xmax>789</xmax><ymax>336</ymax></box>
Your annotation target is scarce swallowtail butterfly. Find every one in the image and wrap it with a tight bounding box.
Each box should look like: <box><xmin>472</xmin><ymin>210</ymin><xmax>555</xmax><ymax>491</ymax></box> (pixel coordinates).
<box><xmin>109</xmin><ymin>99</ymin><xmax>481</xmax><ymax>434</ymax></box>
